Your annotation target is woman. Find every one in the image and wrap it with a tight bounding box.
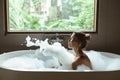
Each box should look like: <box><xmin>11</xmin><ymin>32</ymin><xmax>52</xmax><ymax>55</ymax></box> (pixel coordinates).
<box><xmin>68</xmin><ymin>32</ymin><xmax>92</xmax><ymax>70</ymax></box>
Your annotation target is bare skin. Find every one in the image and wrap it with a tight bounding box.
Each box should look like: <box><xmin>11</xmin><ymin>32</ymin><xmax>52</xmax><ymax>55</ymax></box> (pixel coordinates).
<box><xmin>68</xmin><ymin>32</ymin><xmax>92</xmax><ymax>70</ymax></box>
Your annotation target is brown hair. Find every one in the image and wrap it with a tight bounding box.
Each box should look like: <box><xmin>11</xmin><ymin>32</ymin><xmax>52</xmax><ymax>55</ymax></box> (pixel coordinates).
<box><xmin>72</xmin><ymin>32</ymin><xmax>90</xmax><ymax>49</ymax></box>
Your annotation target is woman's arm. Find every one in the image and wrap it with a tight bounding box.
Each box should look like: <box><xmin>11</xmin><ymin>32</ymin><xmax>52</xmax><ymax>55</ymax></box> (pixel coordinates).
<box><xmin>72</xmin><ymin>58</ymin><xmax>82</xmax><ymax>70</ymax></box>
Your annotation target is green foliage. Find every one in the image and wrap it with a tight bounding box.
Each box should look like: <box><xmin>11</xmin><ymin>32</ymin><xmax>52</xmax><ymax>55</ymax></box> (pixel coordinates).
<box><xmin>9</xmin><ymin>0</ymin><xmax>95</xmax><ymax>32</ymax></box>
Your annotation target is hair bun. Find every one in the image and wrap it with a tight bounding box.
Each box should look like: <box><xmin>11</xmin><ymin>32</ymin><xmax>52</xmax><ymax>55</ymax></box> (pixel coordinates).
<box><xmin>85</xmin><ymin>34</ymin><xmax>91</xmax><ymax>40</ymax></box>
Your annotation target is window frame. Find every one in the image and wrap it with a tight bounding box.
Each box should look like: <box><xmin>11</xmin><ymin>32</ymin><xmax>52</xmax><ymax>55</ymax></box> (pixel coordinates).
<box><xmin>4</xmin><ymin>0</ymin><xmax>99</xmax><ymax>35</ymax></box>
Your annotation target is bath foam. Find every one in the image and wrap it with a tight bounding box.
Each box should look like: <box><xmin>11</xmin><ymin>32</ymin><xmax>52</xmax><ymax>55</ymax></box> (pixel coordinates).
<box><xmin>26</xmin><ymin>36</ymin><xmax>75</xmax><ymax>70</ymax></box>
<box><xmin>41</xmin><ymin>42</ymin><xmax>75</xmax><ymax>70</ymax></box>
<box><xmin>34</xmin><ymin>49</ymin><xmax>60</xmax><ymax>68</ymax></box>
<box><xmin>85</xmin><ymin>50</ymin><xmax>120</xmax><ymax>71</ymax></box>
<box><xmin>1</xmin><ymin>56</ymin><xmax>45</xmax><ymax>70</ymax></box>
<box><xmin>0</xmin><ymin>36</ymin><xmax>120</xmax><ymax>71</ymax></box>
<box><xmin>106</xmin><ymin>58</ymin><xmax>120</xmax><ymax>70</ymax></box>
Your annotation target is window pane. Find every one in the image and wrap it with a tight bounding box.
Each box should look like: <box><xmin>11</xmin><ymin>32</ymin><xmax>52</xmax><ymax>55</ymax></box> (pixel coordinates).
<box><xmin>8</xmin><ymin>0</ymin><xmax>96</xmax><ymax>32</ymax></box>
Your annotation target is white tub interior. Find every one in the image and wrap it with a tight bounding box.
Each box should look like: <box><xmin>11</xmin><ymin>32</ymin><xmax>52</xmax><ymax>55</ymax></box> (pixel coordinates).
<box><xmin>0</xmin><ymin>50</ymin><xmax>120</xmax><ymax>72</ymax></box>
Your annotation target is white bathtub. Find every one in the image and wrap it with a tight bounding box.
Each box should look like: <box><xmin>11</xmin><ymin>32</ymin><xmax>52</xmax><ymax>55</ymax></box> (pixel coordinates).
<box><xmin>0</xmin><ymin>50</ymin><xmax>120</xmax><ymax>80</ymax></box>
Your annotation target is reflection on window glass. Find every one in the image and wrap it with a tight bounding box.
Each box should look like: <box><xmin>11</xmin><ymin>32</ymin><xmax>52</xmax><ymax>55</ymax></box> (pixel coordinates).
<box><xmin>8</xmin><ymin>0</ymin><xmax>95</xmax><ymax>32</ymax></box>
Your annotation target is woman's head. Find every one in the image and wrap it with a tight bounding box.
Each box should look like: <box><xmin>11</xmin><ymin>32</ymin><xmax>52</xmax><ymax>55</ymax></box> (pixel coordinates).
<box><xmin>68</xmin><ymin>32</ymin><xmax>90</xmax><ymax>49</ymax></box>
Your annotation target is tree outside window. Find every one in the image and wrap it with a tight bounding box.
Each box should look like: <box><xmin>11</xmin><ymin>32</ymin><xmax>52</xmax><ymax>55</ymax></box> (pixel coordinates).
<box><xmin>8</xmin><ymin>0</ymin><xmax>96</xmax><ymax>32</ymax></box>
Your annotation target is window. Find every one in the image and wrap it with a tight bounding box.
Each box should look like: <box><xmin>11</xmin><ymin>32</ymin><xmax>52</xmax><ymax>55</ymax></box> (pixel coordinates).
<box><xmin>5</xmin><ymin>0</ymin><xmax>98</xmax><ymax>34</ymax></box>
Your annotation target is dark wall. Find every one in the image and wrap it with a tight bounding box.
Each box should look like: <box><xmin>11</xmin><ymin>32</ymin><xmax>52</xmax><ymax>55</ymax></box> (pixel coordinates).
<box><xmin>0</xmin><ymin>0</ymin><xmax>120</xmax><ymax>54</ymax></box>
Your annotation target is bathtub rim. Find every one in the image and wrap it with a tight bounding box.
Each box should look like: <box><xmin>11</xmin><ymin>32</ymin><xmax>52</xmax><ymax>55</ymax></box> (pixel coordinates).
<box><xmin>0</xmin><ymin>66</ymin><xmax>120</xmax><ymax>73</ymax></box>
